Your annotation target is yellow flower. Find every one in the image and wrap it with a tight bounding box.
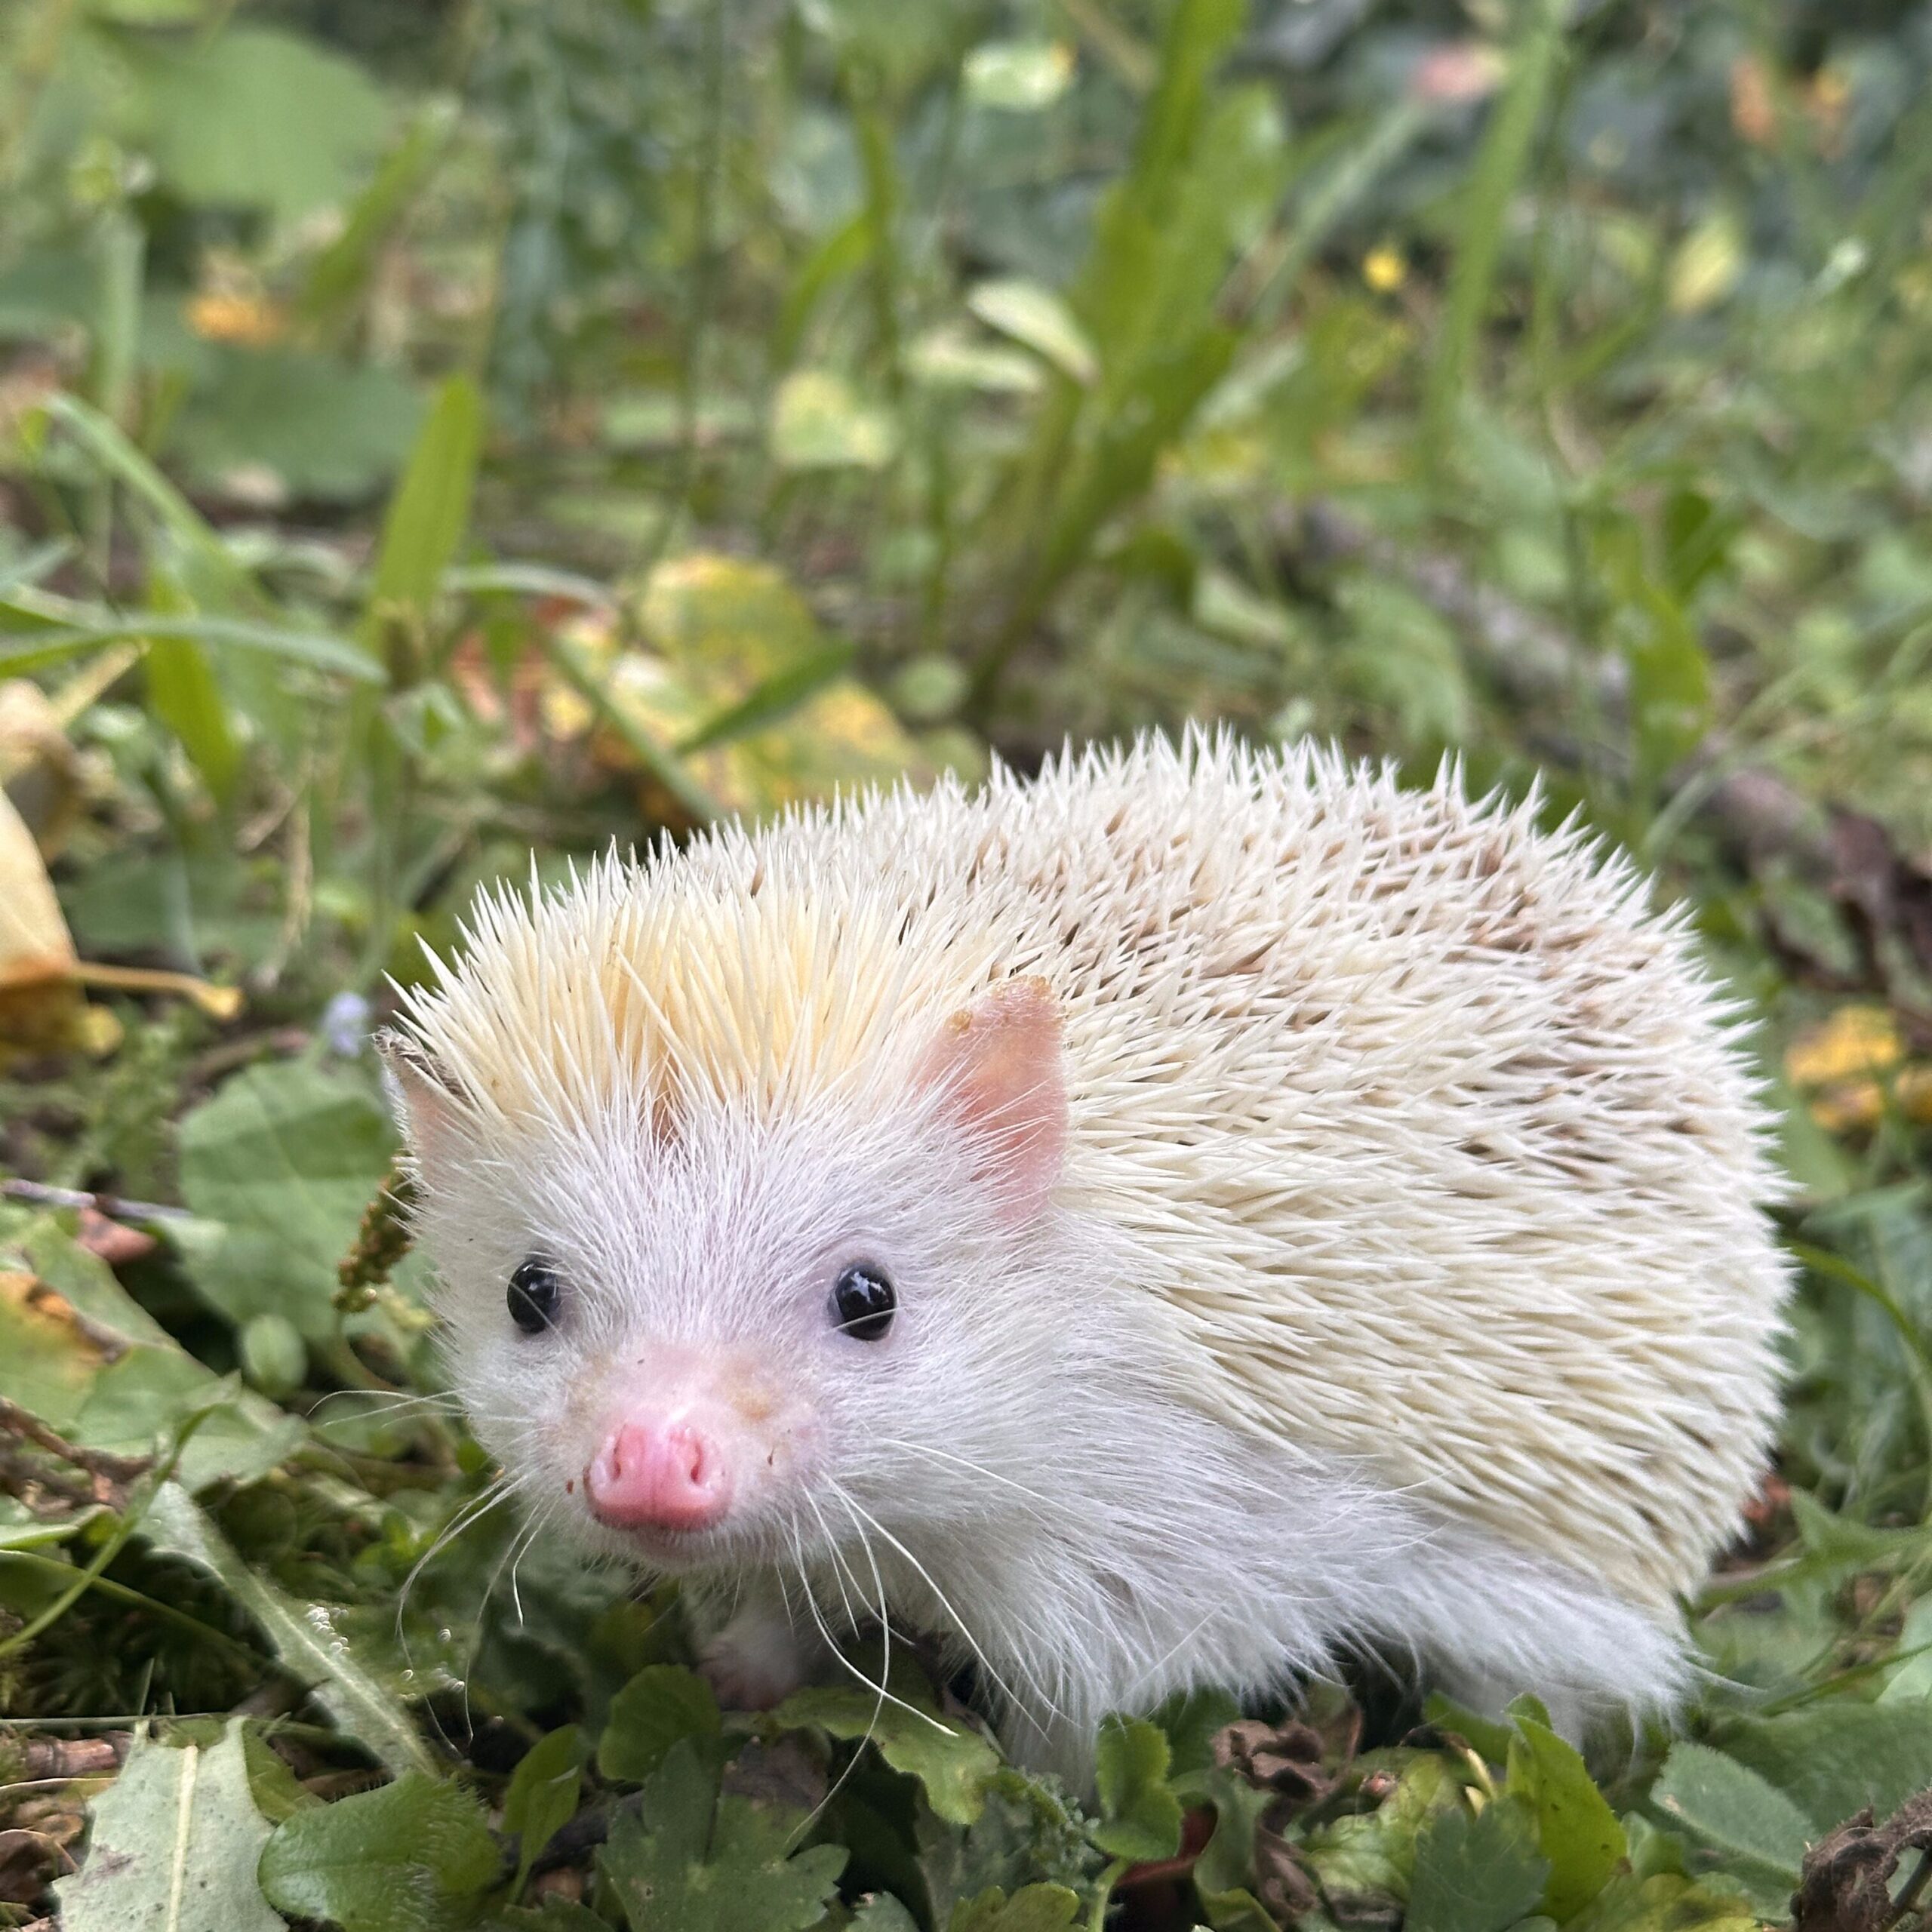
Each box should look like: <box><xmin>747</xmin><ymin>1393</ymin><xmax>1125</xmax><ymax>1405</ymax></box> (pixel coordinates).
<box><xmin>1362</xmin><ymin>246</ymin><xmax>1406</xmax><ymax>294</ymax></box>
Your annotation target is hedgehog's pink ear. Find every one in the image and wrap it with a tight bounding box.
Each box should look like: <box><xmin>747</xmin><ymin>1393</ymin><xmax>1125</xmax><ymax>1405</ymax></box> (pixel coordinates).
<box><xmin>379</xmin><ymin>1035</ymin><xmax>460</xmax><ymax>1171</ymax></box>
<box><xmin>916</xmin><ymin>979</ymin><xmax>1066</xmax><ymax>1224</ymax></box>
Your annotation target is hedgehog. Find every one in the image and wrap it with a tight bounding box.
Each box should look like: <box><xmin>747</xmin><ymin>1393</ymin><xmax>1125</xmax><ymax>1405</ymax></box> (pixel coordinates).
<box><xmin>386</xmin><ymin>728</ymin><xmax>1789</xmax><ymax>1780</ymax></box>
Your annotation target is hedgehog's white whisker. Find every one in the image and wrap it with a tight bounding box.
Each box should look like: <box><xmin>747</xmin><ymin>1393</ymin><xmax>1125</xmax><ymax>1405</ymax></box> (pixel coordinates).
<box><xmin>828</xmin><ymin>1481</ymin><xmax>1060</xmax><ymax>1730</ymax></box>
<box><xmin>872</xmin><ymin>1438</ymin><xmax>1059</xmax><ymax>1515</ymax></box>
<box><xmin>783</xmin><ymin>1523</ymin><xmax>943</xmax><ymax>1733</ymax></box>
<box><xmin>396</xmin><ymin>1476</ymin><xmax>512</xmax><ymax>1647</ymax></box>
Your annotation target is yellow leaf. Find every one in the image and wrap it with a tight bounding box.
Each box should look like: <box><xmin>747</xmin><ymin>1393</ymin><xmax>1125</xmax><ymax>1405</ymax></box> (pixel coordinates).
<box><xmin>0</xmin><ymin>782</ymin><xmax>78</xmax><ymax>993</ymax></box>
<box><xmin>1667</xmin><ymin>212</ymin><xmax>1745</xmax><ymax>315</ymax></box>
<box><xmin>0</xmin><ymin>680</ymin><xmax>85</xmax><ymax>859</ymax></box>
<box><xmin>1786</xmin><ymin>1006</ymin><xmax>1903</xmax><ymax>1088</ymax></box>
<box><xmin>0</xmin><ymin>785</ymin><xmax>237</xmax><ymax>1054</ymax></box>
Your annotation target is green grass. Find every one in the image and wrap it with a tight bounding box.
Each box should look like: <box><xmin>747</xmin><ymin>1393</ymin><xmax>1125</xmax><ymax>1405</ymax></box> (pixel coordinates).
<box><xmin>2</xmin><ymin>0</ymin><xmax>1932</xmax><ymax>1926</ymax></box>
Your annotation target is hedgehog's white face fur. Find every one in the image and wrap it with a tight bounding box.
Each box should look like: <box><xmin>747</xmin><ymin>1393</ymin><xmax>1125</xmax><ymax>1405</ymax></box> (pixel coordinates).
<box><xmin>392</xmin><ymin>979</ymin><xmax>1091</xmax><ymax>1585</ymax></box>
<box><xmin>390</xmin><ymin>730</ymin><xmax>1789</xmax><ymax>1778</ymax></box>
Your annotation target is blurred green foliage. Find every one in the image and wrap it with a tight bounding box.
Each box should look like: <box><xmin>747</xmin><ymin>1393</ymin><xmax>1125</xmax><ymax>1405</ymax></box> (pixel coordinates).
<box><xmin>2</xmin><ymin>0</ymin><xmax>1932</xmax><ymax>1925</ymax></box>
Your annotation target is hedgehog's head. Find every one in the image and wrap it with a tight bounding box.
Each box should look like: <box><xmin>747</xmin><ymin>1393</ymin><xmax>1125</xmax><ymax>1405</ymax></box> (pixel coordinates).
<box><xmin>386</xmin><ymin>944</ymin><xmax>1082</xmax><ymax>1582</ymax></box>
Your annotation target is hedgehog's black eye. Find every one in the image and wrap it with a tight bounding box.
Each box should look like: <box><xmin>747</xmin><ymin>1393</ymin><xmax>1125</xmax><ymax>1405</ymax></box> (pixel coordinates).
<box><xmin>830</xmin><ymin>1263</ymin><xmax>895</xmax><ymax>1342</ymax></box>
<box><xmin>507</xmin><ymin>1257</ymin><xmax>562</xmax><ymax>1334</ymax></box>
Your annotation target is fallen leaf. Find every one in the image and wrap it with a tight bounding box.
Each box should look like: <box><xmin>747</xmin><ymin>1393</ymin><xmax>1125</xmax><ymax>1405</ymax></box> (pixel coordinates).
<box><xmin>53</xmin><ymin>1720</ymin><xmax>283</xmax><ymax>1932</ymax></box>
<box><xmin>1792</xmin><ymin>1786</ymin><xmax>1932</xmax><ymax>1932</ymax></box>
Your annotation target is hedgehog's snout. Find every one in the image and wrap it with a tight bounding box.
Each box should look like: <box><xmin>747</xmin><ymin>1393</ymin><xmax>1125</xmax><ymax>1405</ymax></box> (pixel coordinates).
<box><xmin>586</xmin><ymin>1415</ymin><xmax>732</xmax><ymax>1531</ymax></box>
<box><xmin>577</xmin><ymin>1346</ymin><xmax>796</xmax><ymax>1552</ymax></box>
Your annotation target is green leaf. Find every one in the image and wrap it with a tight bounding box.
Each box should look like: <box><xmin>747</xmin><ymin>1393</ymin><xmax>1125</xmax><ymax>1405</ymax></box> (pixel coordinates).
<box><xmin>38</xmin><ymin>393</ymin><xmax>266</xmax><ymax>610</ymax></box>
<box><xmin>961</xmin><ymin>39</ymin><xmax>1075</xmax><ymax>112</ymax></box>
<box><xmin>1421</xmin><ymin>1694</ymin><xmax>1518</xmax><ymax>1769</ymax></box>
<box><xmin>1506</xmin><ymin>1712</ymin><xmax>1626</xmax><ymax>1921</ymax></box>
<box><xmin>675</xmin><ymin>639</ymin><xmax>856</xmax><ymax>753</ymax></box>
<box><xmin>258</xmin><ymin>1772</ymin><xmax>500</xmax><ymax>1932</ymax></box>
<box><xmin>173</xmin><ymin>350</ymin><xmax>425</xmax><ymax>506</ymax></box>
<box><xmin>770</xmin><ymin>370</ymin><xmax>897</xmax><ymax>470</ymax></box>
<box><xmin>1717</xmin><ymin>1703</ymin><xmax>1932</xmax><ymax>1835</ymax></box>
<box><xmin>131</xmin><ymin>25</ymin><xmax>393</xmax><ymax>221</ymax></box>
<box><xmin>0</xmin><ymin>1218</ymin><xmax>300</xmax><ymax>1492</ymax></box>
<box><xmin>143</xmin><ymin>1484</ymin><xmax>436</xmax><ymax>1777</ymax></box>
<box><xmin>597</xmin><ymin>1666</ymin><xmax>720</xmax><ymax>1785</ymax></box>
<box><xmin>771</xmin><ymin>1680</ymin><xmax>1001</xmax><ymax>1827</ymax></box>
<box><xmin>296</xmin><ymin>102</ymin><xmax>459</xmax><ymax>341</ymax></box>
<box><xmin>1299</xmin><ymin>1751</ymin><xmax>1459</xmax><ymax>1903</ymax></box>
<box><xmin>1561</xmin><ymin>1872</ymin><xmax>1762</xmax><ymax>1932</ymax></box>
<box><xmin>597</xmin><ymin>1735</ymin><xmax>846</xmax><ymax>1932</ymax></box>
<box><xmin>1091</xmin><ymin>1715</ymin><xmax>1184</xmax><ymax>1863</ymax></box>
<box><xmin>504</xmin><ymin>1727</ymin><xmax>587</xmax><ymax>1896</ymax></box>
<box><xmin>946</xmin><ymin>1884</ymin><xmax>1081</xmax><ymax>1932</ymax></box>
<box><xmin>141</xmin><ymin>568</ymin><xmax>238</xmax><ymax>801</ymax></box>
<box><xmin>176</xmin><ymin>1062</ymin><xmax>402</xmax><ymax>1346</ymax></box>
<box><xmin>1649</xmin><ymin>1742</ymin><xmax>1813</xmax><ymax>1881</ymax></box>
<box><xmin>1152</xmin><ymin>1684</ymin><xmax>1240</xmax><ymax>1779</ymax></box>
<box><xmin>364</xmin><ymin>374</ymin><xmax>486</xmax><ymax>649</ymax></box>
<box><xmin>0</xmin><ymin>611</ymin><xmax>380</xmax><ymax>681</ymax></box>
<box><xmin>1405</xmin><ymin>1795</ymin><xmax>1551</xmax><ymax>1932</ymax></box>
<box><xmin>966</xmin><ymin>281</ymin><xmax>1097</xmax><ymax>385</ymax></box>
<box><xmin>54</xmin><ymin>1721</ymin><xmax>282</xmax><ymax>1932</ymax></box>
<box><xmin>851</xmin><ymin>1895</ymin><xmax>922</xmax><ymax>1931</ymax></box>
<box><xmin>1422</xmin><ymin>0</ymin><xmax>1566</xmax><ymax>459</ymax></box>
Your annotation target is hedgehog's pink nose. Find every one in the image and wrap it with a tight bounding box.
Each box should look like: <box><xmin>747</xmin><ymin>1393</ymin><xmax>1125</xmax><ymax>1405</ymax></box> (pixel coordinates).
<box><xmin>586</xmin><ymin>1418</ymin><xmax>731</xmax><ymax>1531</ymax></box>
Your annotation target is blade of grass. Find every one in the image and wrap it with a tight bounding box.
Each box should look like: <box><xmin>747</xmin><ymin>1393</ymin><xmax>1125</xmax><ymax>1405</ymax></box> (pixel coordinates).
<box><xmin>0</xmin><ymin>615</ymin><xmax>383</xmax><ymax>681</ymax></box>
<box><xmin>358</xmin><ymin>373</ymin><xmax>485</xmax><ymax>675</ymax></box>
<box><xmin>541</xmin><ymin>629</ymin><xmax>720</xmax><ymax>825</ymax></box>
<box><xmin>1423</xmin><ymin>0</ymin><xmax>1567</xmax><ymax>469</ymax></box>
<box><xmin>675</xmin><ymin>639</ymin><xmax>855</xmax><ymax>753</ymax></box>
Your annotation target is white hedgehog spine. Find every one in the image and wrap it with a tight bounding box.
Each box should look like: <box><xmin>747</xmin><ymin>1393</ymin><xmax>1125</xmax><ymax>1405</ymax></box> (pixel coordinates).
<box><xmin>389</xmin><ymin>728</ymin><xmax>1789</xmax><ymax>1777</ymax></box>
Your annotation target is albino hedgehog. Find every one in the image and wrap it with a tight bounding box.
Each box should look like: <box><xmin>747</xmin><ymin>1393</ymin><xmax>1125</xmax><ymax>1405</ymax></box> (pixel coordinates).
<box><xmin>387</xmin><ymin>729</ymin><xmax>1788</xmax><ymax>1779</ymax></box>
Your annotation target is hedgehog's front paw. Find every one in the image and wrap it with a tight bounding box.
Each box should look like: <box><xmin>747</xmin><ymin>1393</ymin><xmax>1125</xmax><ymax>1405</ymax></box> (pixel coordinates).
<box><xmin>698</xmin><ymin>1604</ymin><xmax>809</xmax><ymax>1711</ymax></box>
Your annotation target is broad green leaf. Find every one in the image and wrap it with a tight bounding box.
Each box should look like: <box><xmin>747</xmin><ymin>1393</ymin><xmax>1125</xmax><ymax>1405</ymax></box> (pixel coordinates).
<box><xmin>176</xmin><ymin>1061</ymin><xmax>402</xmax><ymax>1345</ymax></box>
<box><xmin>967</xmin><ymin>281</ymin><xmax>1097</xmax><ymax>385</ymax></box>
<box><xmin>770</xmin><ymin>371</ymin><xmax>897</xmax><ymax>470</ymax></box>
<box><xmin>54</xmin><ymin>1721</ymin><xmax>281</xmax><ymax>1932</ymax></box>
<box><xmin>1880</xmin><ymin>1596</ymin><xmax>1932</xmax><ymax>1703</ymax></box>
<box><xmin>1562</xmin><ymin>1872</ymin><xmax>1762</xmax><ymax>1932</ymax></box>
<box><xmin>961</xmin><ymin>39</ymin><xmax>1075</xmax><ymax>112</ymax></box>
<box><xmin>1405</xmin><ymin>1795</ymin><xmax>1550</xmax><ymax>1932</ymax></box>
<box><xmin>597</xmin><ymin>1666</ymin><xmax>721</xmax><ymax>1784</ymax></box>
<box><xmin>1298</xmin><ymin>1751</ymin><xmax>1458</xmax><ymax>1902</ymax></box>
<box><xmin>947</xmin><ymin>1884</ymin><xmax>1081</xmax><ymax>1932</ymax></box>
<box><xmin>1649</xmin><ymin>1742</ymin><xmax>1812</xmax><ymax>1881</ymax></box>
<box><xmin>1421</xmin><ymin>1694</ymin><xmax>1517</xmax><ymax>1769</ymax></box>
<box><xmin>364</xmin><ymin>374</ymin><xmax>486</xmax><ymax>650</ymax></box>
<box><xmin>143</xmin><ymin>1484</ymin><xmax>436</xmax><ymax>1777</ymax></box>
<box><xmin>1091</xmin><ymin>1715</ymin><xmax>1183</xmax><ymax>1863</ymax></box>
<box><xmin>173</xmin><ymin>350</ymin><xmax>425</xmax><ymax>506</ymax></box>
<box><xmin>1506</xmin><ymin>1713</ymin><xmax>1626</xmax><ymax>1920</ymax></box>
<box><xmin>771</xmin><ymin>1680</ymin><xmax>1001</xmax><ymax>1827</ymax></box>
<box><xmin>504</xmin><ymin>1726</ymin><xmax>588</xmax><ymax>1895</ymax></box>
<box><xmin>597</xmin><ymin>1736</ymin><xmax>846</xmax><ymax>1932</ymax></box>
<box><xmin>1717</xmin><ymin>1703</ymin><xmax>1932</xmax><ymax>1834</ymax></box>
<box><xmin>131</xmin><ymin>25</ymin><xmax>392</xmax><ymax>220</ymax></box>
<box><xmin>852</xmin><ymin>1895</ymin><xmax>921</xmax><ymax>1931</ymax></box>
<box><xmin>258</xmin><ymin>1772</ymin><xmax>500</xmax><ymax>1932</ymax></box>
<box><xmin>0</xmin><ymin>1219</ymin><xmax>299</xmax><ymax>1491</ymax></box>
<box><xmin>1152</xmin><ymin>1684</ymin><xmax>1240</xmax><ymax>1779</ymax></box>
